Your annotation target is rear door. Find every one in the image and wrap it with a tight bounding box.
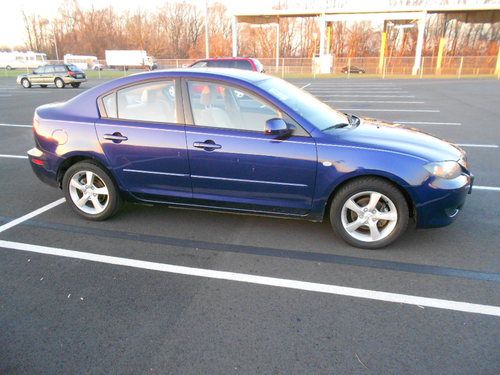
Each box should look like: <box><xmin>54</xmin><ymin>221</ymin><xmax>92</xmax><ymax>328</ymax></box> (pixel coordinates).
<box><xmin>43</xmin><ymin>65</ymin><xmax>55</xmax><ymax>84</ymax></box>
<box><xmin>95</xmin><ymin>79</ymin><xmax>191</xmax><ymax>200</ymax></box>
<box><xmin>182</xmin><ymin>79</ymin><xmax>317</xmax><ymax>215</ymax></box>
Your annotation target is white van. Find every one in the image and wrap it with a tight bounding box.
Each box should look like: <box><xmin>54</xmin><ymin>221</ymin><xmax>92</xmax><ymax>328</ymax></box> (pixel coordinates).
<box><xmin>0</xmin><ymin>51</ymin><xmax>47</xmax><ymax>70</ymax></box>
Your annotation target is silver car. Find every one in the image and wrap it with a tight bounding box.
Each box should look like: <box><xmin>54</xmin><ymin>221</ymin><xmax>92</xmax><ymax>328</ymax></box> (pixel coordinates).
<box><xmin>17</xmin><ymin>64</ymin><xmax>87</xmax><ymax>89</ymax></box>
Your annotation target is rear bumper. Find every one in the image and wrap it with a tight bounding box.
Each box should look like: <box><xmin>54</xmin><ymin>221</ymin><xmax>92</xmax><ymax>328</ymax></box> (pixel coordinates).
<box><xmin>63</xmin><ymin>77</ymin><xmax>86</xmax><ymax>83</ymax></box>
<box><xmin>414</xmin><ymin>174</ymin><xmax>473</xmax><ymax>228</ymax></box>
<box><xmin>27</xmin><ymin>148</ymin><xmax>60</xmax><ymax>188</ymax></box>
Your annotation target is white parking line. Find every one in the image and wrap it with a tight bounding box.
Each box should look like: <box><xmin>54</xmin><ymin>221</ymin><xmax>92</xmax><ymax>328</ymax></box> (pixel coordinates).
<box><xmin>309</xmin><ymin>91</ymin><xmax>408</xmax><ymax>94</ymax></box>
<box><xmin>300</xmin><ymin>83</ymin><xmax>311</xmax><ymax>89</ymax></box>
<box><xmin>0</xmin><ymin>239</ymin><xmax>499</xmax><ymax>316</ymax></box>
<box><xmin>474</xmin><ymin>186</ymin><xmax>500</xmax><ymax>191</ymax></box>
<box><xmin>456</xmin><ymin>144</ymin><xmax>499</xmax><ymax>148</ymax></box>
<box><xmin>328</xmin><ymin>100</ymin><xmax>424</xmax><ymax>104</ymax></box>
<box><xmin>325</xmin><ymin>95</ymin><xmax>416</xmax><ymax>98</ymax></box>
<box><xmin>0</xmin><ymin>154</ymin><xmax>28</xmax><ymax>159</ymax></box>
<box><xmin>396</xmin><ymin>121</ymin><xmax>461</xmax><ymax>126</ymax></box>
<box><xmin>0</xmin><ymin>123</ymin><xmax>32</xmax><ymax>128</ymax></box>
<box><xmin>338</xmin><ymin>109</ymin><xmax>440</xmax><ymax>113</ymax></box>
<box><xmin>0</xmin><ymin>198</ymin><xmax>65</xmax><ymax>234</ymax></box>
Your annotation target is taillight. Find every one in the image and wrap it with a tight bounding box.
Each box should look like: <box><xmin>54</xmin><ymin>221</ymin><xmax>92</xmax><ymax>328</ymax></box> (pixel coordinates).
<box><xmin>31</xmin><ymin>158</ymin><xmax>44</xmax><ymax>166</ymax></box>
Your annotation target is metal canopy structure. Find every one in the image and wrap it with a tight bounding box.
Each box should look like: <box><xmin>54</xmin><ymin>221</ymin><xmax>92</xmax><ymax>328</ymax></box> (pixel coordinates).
<box><xmin>232</xmin><ymin>3</ymin><xmax>500</xmax><ymax>75</ymax></box>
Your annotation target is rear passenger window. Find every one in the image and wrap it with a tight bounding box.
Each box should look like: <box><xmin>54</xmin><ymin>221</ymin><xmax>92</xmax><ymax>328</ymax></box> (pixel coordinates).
<box><xmin>45</xmin><ymin>66</ymin><xmax>55</xmax><ymax>74</ymax></box>
<box><xmin>102</xmin><ymin>93</ymin><xmax>117</xmax><ymax>118</ymax></box>
<box><xmin>112</xmin><ymin>81</ymin><xmax>177</xmax><ymax>123</ymax></box>
<box><xmin>235</xmin><ymin>60</ymin><xmax>253</xmax><ymax>70</ymax></box>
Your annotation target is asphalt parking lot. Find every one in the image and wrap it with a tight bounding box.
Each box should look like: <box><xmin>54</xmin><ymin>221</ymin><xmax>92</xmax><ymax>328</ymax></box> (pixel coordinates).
<box><xmin>0</xmin><ymin>76</ymin><xmax>499</xmax><ymax>374</ymax></box>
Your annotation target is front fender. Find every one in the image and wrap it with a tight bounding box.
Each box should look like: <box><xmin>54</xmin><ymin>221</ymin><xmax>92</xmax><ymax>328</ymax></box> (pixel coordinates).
<box><xmin>310</xmin><ymin>143</ymin><xmax>428</xmax><ymax>220</ymax></box>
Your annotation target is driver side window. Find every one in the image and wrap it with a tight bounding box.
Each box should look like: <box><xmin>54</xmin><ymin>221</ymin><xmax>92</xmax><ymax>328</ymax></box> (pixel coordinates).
<box><xmin>187</xmin><ymin>81</ymin><xmax>280</xmax><ymax>132</ymax></box>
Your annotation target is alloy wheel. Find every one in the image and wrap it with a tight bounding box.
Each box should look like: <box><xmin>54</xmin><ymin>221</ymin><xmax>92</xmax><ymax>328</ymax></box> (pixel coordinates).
<box><xmin>68</xmin><ymin>170</ymin><xmax>109</xmax><ymax>215</ymax></box>
<box><xmin>340</xmin><ymin>191</ymin><xmax>398</xmax><ymax>242</ymax></box>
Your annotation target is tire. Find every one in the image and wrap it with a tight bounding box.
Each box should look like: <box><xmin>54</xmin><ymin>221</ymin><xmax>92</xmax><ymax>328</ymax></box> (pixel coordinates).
<box><xmin>62</xmin><ymin>161</ymin><xmax>122</xmax><ymax>221</ymax></box>
<box><xmin>71</xmin><ymin>83</ymin><xmax>80</xmax><ymax>88</ymax></box>
<box><xmin>55</xmin><ymin>78</ymin><xmax>65</xmax><ymax>88</ymax></box>
<box><xmin>40</xmin><ymin>85</ymin><xmax>47</xmax><ymax>88</ymax></box>
<box><xmin>329</xmin><ymin>177</ymin><xmax>409</xmax><ymax>249</ymax></box>
<box><xmin>6</xmin><ymin>65</ymin><xmax>12</xmax><ymax>70</ymax></box>
<box><xmin>21</xmin><ymin>78</ymin><xmax>31</xmax><ymax>88</ymax></box>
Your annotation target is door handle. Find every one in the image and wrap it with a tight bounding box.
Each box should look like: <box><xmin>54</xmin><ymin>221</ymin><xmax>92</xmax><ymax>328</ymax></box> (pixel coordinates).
<box><xmin>193</xmin><ymin>140</ymin><xmax>222</xmax><ymax>150</ymax></box>
<box><xmin>103</xmin><ymin>132</ymin><xmax>128</xmax><ymax>143</ymax></box>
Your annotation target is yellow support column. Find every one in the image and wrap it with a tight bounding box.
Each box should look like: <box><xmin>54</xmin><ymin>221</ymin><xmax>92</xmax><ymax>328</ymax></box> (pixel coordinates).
<box><xmin>378</xmin><ymin>31</ymin><xmax>387</xmax><ymax>74</ymax></box>
<box><xmin>436</xmin><ymin>37</ymin><xmax>446</xmax><ymax>75</ymax></box>
<box><xmin>495</xmin><ymin>46</ymin><xmax>500</xmax><ymax>78</ymax></box>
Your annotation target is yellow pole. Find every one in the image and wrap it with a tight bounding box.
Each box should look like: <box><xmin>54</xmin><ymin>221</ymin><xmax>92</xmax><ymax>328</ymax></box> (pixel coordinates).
<box><xmin>436</xmin><ymin>37</ymin><xmax>446</xmax><ymax>75</ymax></box>
<box><xmin>378</xmin><ymin>31</ymin><xmax>387</xmax><ymax>74</ymax></box>
<box><xmin>495</xmin><ymin>47</ymin><xmax>500</xmax><ymax>78</ymax></box>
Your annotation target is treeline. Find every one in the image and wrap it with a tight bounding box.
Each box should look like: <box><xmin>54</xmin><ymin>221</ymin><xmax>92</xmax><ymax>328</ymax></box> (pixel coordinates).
<box><xmin>12</xmin><ymin>0</ymin><xmax>500</xmax><ymax>59</ymax></box>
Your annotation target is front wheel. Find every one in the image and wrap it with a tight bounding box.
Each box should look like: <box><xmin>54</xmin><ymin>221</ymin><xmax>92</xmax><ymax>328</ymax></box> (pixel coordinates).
<box><xmin>21</xmin><ymin>78</ymin><xmax>31</xmax><ymax>88</ymax></box>
<box><xmin>330</xmin><ymin>177</ymin><xmax>409</xmax><ymax>249</ymax></box>
<box><xmin>62</xmin><ymin>161</ymin><xmax>122</xmax><ymax>221</ymax></box>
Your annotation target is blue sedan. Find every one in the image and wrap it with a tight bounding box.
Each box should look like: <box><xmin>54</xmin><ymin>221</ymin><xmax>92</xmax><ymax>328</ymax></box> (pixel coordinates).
<box><xmin>27</xmin><ymin>69</ymin><xmax>473</xmax><ymax>249</ymax></box>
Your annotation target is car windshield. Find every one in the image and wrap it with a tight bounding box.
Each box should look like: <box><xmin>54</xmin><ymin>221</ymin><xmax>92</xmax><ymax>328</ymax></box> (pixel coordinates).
<box><xmin>256</xmin><ymin>77</ymin><xmax>349</xmax><ymax>131</ymax></box>
<box><xmin>67</xmin><ymin>64</ymin><xmax>83</xmax><ymax>72</ymax></box>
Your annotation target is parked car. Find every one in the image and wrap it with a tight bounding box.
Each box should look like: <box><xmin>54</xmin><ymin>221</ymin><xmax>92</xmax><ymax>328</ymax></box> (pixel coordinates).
<box><xmin>189</xmin><ymin>57</ymin><xmax>265</xmax><ymax>73</ymax></box>
<box><xmin>27</xmin><ymin>69</ymin><xmax>473</xmax><ymax>249</ymax></box>
<box><xmin>17</xmin><ymin>64</ymin><xmax>87</xmax><ymax>89</ymax></box>
<box><xmin>341</xmin><ymin>65</ymin><xmax>366</xmax><ymax>74</ymax></box>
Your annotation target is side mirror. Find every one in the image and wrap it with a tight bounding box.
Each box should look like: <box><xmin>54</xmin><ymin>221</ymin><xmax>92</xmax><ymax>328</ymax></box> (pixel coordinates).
<box><xmin>265</xmin><ymin>118</ymin><xmax>290</xmax><ymax>136</ymax></box>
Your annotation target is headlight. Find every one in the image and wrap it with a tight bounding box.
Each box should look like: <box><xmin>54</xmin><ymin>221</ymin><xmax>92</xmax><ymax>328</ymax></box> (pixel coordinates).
<box><xmin>424</xmin><ymin>161</ymin><xmax>462</xmax><ymax>179</ymax></box>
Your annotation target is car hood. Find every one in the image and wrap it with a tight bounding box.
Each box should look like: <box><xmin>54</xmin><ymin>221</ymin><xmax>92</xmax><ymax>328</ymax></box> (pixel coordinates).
<box><xmin>325</xmin><ymin>118</ymin><xmax>465</xmax><ymax>163</ymax></box>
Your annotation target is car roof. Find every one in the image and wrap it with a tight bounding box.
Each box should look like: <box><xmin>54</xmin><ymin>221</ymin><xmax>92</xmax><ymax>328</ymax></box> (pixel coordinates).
<box><xmin>196</xmin><ymin>57</ymin><xmax>254</xmax><ymax>61</ymax></box>
<box><xmin>128</xmin><ymin>68</ymin><xmax>267</xmax><ymax>83</ymax></box>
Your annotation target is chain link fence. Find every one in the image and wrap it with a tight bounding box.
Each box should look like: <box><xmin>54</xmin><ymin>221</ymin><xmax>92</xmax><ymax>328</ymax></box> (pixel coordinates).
<box><xmin>5</xmin><ymin>56</ymin><xmax>498</xmax><ymax>78</ymax></box>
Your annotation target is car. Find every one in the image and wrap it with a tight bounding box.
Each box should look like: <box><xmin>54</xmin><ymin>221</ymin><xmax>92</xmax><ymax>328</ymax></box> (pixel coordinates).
<box><xmin>27</xmin><ymin>69</ymin><xmax>473</xmax><ymax>249</ymax></box>
<box><xmin>341</xmin><ymin>65</ymin><xmax>366</xmax><ymax>74</ymax></box>
<box><xmin>189</xmin><ymin>57</ymin><xmax>265</xmax><ymax>73</ymax></box>
<box><xmin>16</xmin><ymin>64</ymin><xmax>87</xmax><ymax>89</ymax></box>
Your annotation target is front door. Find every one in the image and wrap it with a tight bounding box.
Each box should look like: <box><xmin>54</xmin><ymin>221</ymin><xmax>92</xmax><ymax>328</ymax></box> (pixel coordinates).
<box><xmin>95</xmin><ymin>79</ymin><xmax>191</xmax><ymax>200</ymax></box>
<box><xmin>183</xmin><ymin>80</ymin><xmax>317</xmax><ymax>215</ymax></box>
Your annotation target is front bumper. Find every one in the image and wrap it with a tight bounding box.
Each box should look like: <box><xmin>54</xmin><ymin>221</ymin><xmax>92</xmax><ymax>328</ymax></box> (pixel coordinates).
<box><xmin>414</xmin><ymin>173</ymin><xmax>473</xmax><ymax>228</ymax></box>
<box><xmin>27</xmin><ymin>148</ymin><xmax>60</xmax><ymax>188</ymax></box>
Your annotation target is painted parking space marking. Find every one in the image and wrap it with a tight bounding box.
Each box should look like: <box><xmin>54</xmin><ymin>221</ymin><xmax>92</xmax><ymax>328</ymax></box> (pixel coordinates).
<box><xmin>0</xmin><ymin>239</ymin><xmax>499</xmax><ymax>317</ymax></box>
<box><xmin>308</xmin><ymin>90</ymin><xmax>409</xmax><ymax>94</ymax></box>
<box><xmin>0</xmin><ymin>154</ymin><xmax>28</xmax><ymax>159</ymax></box>
<box><xmin>456</xmin><ymin>144</ymin><xmax>498</xmax><ymax>148</ymax></box>
<box><xmin>324</xmin><ymin>95</ymin><xmax>416</xmax><ymax>98</ymax></box>
<box><xmin>0</xmin><ymin>198</ymin><xmax>65</xmax><ymax>234</ymax></box>
<box><xmin>474</xmin><ymin>186</ymin><xmax>500</xmax><ymax>192</ymax></box>
<box><xmin>0</xmin><ymin>123</ymin><xmax>32</xmax><ymax>128</ymax></box>
<box><xmin>300</xmin><ymin>83</ymin><xmax>311</xmax><ymax>89</ymax></box>
<box><xmin>337</xmin><ymin>108</ymin><xmax>440</xmax><ymax>112</ymax></box>
<box><xmin>327</xmin><ymin>100</ymin><xmax>424</xmax><ymax>104</ymax></box>
<box><xmin>395</xmin><ymin>121</ymin><xmax>461</xmax><ymax>126</ymax></box>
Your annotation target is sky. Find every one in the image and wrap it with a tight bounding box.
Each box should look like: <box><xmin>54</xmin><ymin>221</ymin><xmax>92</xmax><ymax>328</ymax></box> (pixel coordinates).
<box><xmin>2</xmin><ymin>0</ymin><xmax>493</xmax><ymax>48</ymax></box>
<box><xmin>0</xmin><ymin>0</ymin><xmax>278</xmax><ymax>48</ymax></box>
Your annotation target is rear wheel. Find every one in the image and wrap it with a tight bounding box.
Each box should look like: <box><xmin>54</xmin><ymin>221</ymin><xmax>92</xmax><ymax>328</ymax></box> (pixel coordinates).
<box><xmin>55</xmin><ymin>78</ymin><xmax>65</xmax><ymax>88</ymax></box>
<box><xmin>21</xmin><ymin>78</ymin><xmax>31</xmax><ymax>88</ymax></box>
<box><xmin>63</xmin><ymin>161</ymin><xmax>122</xmax><ymax>221</ymax></box>
<box><xmin>330</xmin><ymin>177</ymin><xmax>409</xmax><ymax>249</ymax></box>
<box><xmin>71</xmin><ymin>83</ymin><xmax>80</xmax><ymax>88</ymax></box>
